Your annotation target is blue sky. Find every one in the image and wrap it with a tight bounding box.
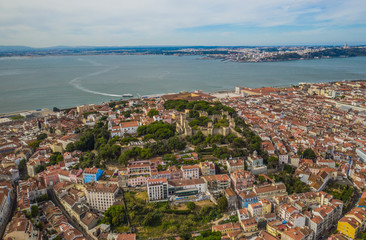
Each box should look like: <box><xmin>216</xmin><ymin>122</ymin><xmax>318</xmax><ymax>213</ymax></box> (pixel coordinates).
<box><xmin>0</xmin><ymin>0</ymin><xmax>365</xmax><ymax>47</ymax></box>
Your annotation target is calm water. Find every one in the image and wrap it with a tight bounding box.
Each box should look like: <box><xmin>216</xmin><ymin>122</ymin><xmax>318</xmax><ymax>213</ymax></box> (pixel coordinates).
<box><xmin>1</xmin><ymin>55</ymin><xmax>366</xmax><ymax>113</ymax></box>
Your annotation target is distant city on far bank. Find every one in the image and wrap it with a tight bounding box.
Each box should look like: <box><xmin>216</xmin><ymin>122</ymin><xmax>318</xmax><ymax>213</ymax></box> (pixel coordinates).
<box><xmin>1</xmin><ymin>44</ymin><xmax>366</xmax><ymax>63</ymax></box>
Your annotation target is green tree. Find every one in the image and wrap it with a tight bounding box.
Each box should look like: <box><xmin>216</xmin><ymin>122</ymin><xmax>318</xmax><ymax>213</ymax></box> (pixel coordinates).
<box><xmin>284</xmin><ymin>165</ymin><xmax>294</xmax><ymax>174</ymax></box>
<box><xmin>102</xmin><ymin>205</ymin><xmax>128</xmax><ymax>229</ymax></box>
<box><xmin>65</xmin><ymin>142</ymin><xmax>75</xmax><ymax>152</ymax></box>
<box><xmin>37</xmin><ymin>133</ymin><xmax>48</xmax><ymax>141</ymax></box>
<box><xmin>123</xmin><ymin>111</ymin><xmax>131</xmax><ymax>118</ymax></box>
<box><xmin>167</xmin><ymin>136</ymin><xmax>186</xmax><ymax>151</ymax></box>
<box><xmin>189</xmin><ymin>110</ymin><xmax>200</xmax><ymax>118</ymax></box>
<box><xmin>147</xmin><ymin>109</ymin><xmax>159</xmax><ymax>117</ymax></box>
<box><xmin>137</xmin><ymin>121</ymin><xmax>174</xmax><ymax>140</ymax></box>
<box><xmin>28</xmin><ymin>140</ymin><xmax>42</xmax><ymax>150</ymax></box>
<box><xmin>217</xmin><ymin>196</ymin><xmax>228</xmax><ymax>213</ymax></box>
<box><xmin>143</xmin><ymin>211</ymin><xmax>162</xmax><ymax>226</ymax></box>
<box><xmin>196</xmin><ymin>231</ymin><xmax>221</xmax><ymax>240</ymax></box>
<box><xmin>140</xmin><ymin>148</ymin><xmax>153</xmax><ymax>159</ymax></box>
<box><xmin>187</xmin><ymin>202</ymin><xmax>196</xmax><ymax>211</ymax></box>
<box><xmin>303</xmin><ymin>148</ymin><xmax>317</xmax><ymax>161</ymax></box>
<box><xmin>258</xmin><ymin>175</ymin><xmax>266</xmax><ymax>183</ymax></box>
<box><xmin>18</xmin><ymin>159</ymin><xmax>26</xmax><ymax>172</ymax></box>
<box><xmin>267</xmin><ymin>156</ymin><xmax>279</xmax><ymax>169</ymax></box>
<box><xmin>31</xmin><ymin>205</ymin><xmax>39</xmax><ymax>218</ymax></box>
<box><xmin>35</xmin><ymin>165</ymin><xmax>45</xmax><ymax>174</ymax></box>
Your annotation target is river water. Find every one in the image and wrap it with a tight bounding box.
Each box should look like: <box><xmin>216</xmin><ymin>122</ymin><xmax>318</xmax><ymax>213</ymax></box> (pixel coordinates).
<box><xmin>1</xmin><ymin>55</ymin><xmax>366</xmax><ymax>113</ymax></box>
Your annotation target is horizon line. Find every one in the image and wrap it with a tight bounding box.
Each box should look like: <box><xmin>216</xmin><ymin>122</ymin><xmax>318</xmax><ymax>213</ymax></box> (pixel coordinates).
<box><xmin>1</xmin><ymin>43</ymin><xmax>365</xmax><ymax>49</ymax></box>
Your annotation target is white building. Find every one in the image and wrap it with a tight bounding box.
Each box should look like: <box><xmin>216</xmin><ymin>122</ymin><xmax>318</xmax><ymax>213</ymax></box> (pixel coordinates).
<box><xmin>290</xmin><ymin>155</ymin><xmax>300</xmax><ymax>167</ymax></box>
<box><xmin>279</xmin><ymin>203</ymin><xmax>306</xmax><ymax>227</ymax></box>
<box><xmin>147</xmin><ymin>178</ymin><xmax>168</xmax><ymax>202</ymax></box>
<box><xmin>168</xmin><ymin>178</ymin><xmax>207</xmax><ymax>196</ymax></box>
<box><xmin>0</xmin><ymin>188</ymin><xmax>10</xmax><ymax>227</ymax></box>
<box><xmin>356</xmin><ymin>148</ymin><xmax>366</xmax><ymax>162</ymax></box>
<box><xmin>181</xmin><ymin>165</ymin><xmax>200</xmax><ymax>179</ymax></box>
<box><xmin>85</xmin><ymin>183</ymin><xmax>118</xmax><ymax>212</ymax></box>
<box><xmin>121</xmin><ymin>121</ymin><xmax>139</xmax><ymax>135</ymax></box>
<box><xmin>248</xmin><ymin>202</ymin><xmax>263</xmax><ymax>217</ymax></box>
<box><xmin>279</xmin><ymin>151</ymin><xmax>289</xmax><ymax>165</ymax></box>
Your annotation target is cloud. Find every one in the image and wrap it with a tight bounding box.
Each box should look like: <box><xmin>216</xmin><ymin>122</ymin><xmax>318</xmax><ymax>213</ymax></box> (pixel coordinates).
<box><xmin>0</xmin><ymin>0</ymin><xmax>365</xmax><ymax>46</ymax></box>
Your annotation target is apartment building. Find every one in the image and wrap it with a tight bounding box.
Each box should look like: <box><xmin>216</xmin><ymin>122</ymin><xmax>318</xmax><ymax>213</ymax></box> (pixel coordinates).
<box><xmin>212</xmin><ymin>222</ymin><xmax>241</xmax><ymax>235</ymax></box>
<box><xmin>225</xmin><ymin>187</ymin><xmax>238</xmax><ymax>210</ymax></box>
<box><xmin>279</xmin><ymin>203</ymin><xmax>306</xmax><ymax>227</ymax></box>
<box><xmin>337</xmin><ymin>208</ymin><xmax>366</xmax><ymax>239</ymax></box>
<box><xmin>239</xmin><ymin>190</ymin><xmax>259</xmax><ymax>208</ymax></box>
<box><xmin>85</xmin><ymin>183</ymin><xmax>118</xmax><ymax>212</ymax></box>
<box><xmin>241</xmin><ymin>217</ymin><xmax>258</xmax><ymax>233</ymax></box>
<box><xmin>147</xmin><ymin>178</ymin><xmax>168</xmax><ymax>202</ymax></box>
<box><xmin>202</xmin><ymin>174</ymin><xmax>230</xmax><ymax>192</ymax></box>
<box><xmin>307</xmin><ymin>204</ymin><xmax>338</xmax><ymax>239</ymax></box>
<box><xmin>248</xmin><ymin>202</ymin><xmax>263</xmax><ymax>217</ymax></box>
<box><xmin>230</xmin><ymin>169</ymin><xmax>254</xmax><ymax>192</ymax></box>
<box><xmin>199</xmin><ymin>161</ymin><xmax>215</xmax><ymax>176</ymax></box>
<box><xmin>83</xmin><ymin>168</ymin><xmax>104</xmax><ymax>183</ymax></box>
<box><xmin>168</xmin><ymin>178</ymin><xmax>207</xmax><ymax>197</ymax></box>
<box><xmin>127</xmin><ymin>161</ymin><xmax>152</xmax><ymax>187</ymax></box>
<box><xmin>225</xmin><ymin>159</ymin><xmax>245</xmax><ymax>173</ymax></box>
<box><xmin>181</xmin><ymin>165</ymin><xmax>200</xmax><ymax>179</ymax></box>
<box><xmin>0</xmin><ymin>188</ymin><xmax>10</xmax><ymax>227</ymax></box>
<box><xmin>254</xmin><ymin>183</ymin><xmax>287</xmax><ymax>200</ymax></box>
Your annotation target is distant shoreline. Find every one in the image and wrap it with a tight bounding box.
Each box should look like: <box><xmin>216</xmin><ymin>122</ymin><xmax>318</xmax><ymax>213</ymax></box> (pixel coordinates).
<box><xmin>1</xmin><ymin>45</ymin><xmax>366</xmax><ymax>63</ymax></box>
<box><xmin>1</xmin><ymin>79</ymin><xmax>365</xmax><ymax>117</ymax></box>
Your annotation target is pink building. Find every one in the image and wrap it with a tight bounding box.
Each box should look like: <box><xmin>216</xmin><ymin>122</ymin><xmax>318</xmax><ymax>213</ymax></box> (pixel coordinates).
<box><xmin>42</xmin><ymin>169</ymin><xmax>62</xmax><ymax>187</ymax></box>
<box><xmin>230</xmin><ymin>170</ymin><xmax>254</xmax><ymax>192</ymax></box>
<box><xmin>127</xmin><ymin>161</ymin><xmax>152</xmax><ymax>187</ymax></box>
<box><xmin>69</xmin><ymin>169</ymin><xmax>83</xmax><ymax>183</ymax></box>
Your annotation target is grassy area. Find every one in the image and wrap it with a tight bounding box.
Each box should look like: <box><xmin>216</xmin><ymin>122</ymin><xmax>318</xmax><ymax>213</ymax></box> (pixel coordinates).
<box><xmin>123</xmin><ymin>192</ymin><xmax>220</xmax><ymax>239</ymax></box>
<box><xmin>135</xmin><ymin>191</ymin><xmax>148</xmax><ymax>201</ymax></box>
<box><xmin>324</xmin><ymin>181</ymin><xmax>354</xmax><ymax>203</ymax></box>
<box><xmin>174</xmin><ymin>200</ymin><xmax>215</xmax><ymax>211</ymax></box>
<box><xmin>10</xmin><ymin>115</ymin><xmax>25</xmax><ymax>120</ymax></box>
<box><xmin>195</xmin><ymin>200</ymin><xmax>216</xmax><ymax>208</ymax></box>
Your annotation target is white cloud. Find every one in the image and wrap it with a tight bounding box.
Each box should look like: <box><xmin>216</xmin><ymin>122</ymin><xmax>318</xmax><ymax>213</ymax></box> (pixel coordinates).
<box><xmin>0</xmin><ymin>0</ymin><xmax>365</xmax><ymax>46</ymax></box>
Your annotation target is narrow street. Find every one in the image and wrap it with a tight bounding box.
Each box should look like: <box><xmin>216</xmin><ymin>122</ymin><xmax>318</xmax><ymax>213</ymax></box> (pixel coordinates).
<box><xmin>47</xmin><ymin>189</ymin><xmax>94</xmax><ymax>240</ymax></box>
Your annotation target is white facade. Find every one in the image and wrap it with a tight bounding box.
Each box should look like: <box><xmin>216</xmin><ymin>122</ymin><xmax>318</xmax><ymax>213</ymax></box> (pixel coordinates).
<box><xmin>356</xmin><ymin>148</ymin><xmax>366</xmax><ymax>162</ymax></box>
<box><xmin>147</xmin><ymin>178</ymin><xmax>168</xmax><ymax>202</ymax></box>
<box><xmin>168</xmin><ymin>178</ymin><xmax>208</xmax><ymax>194</ymax></box>
<box><xmin>0</xmin><ymin>189</ymin><xmax>10</xmax><ymax>227</ymax></box>
<box><xmin>182</xmin><ymin>166</ymin><xmax>199</xmax><ymax>179</ymax></box>
<box><xmin>121</xmin><ymin>126</ymin><xmax>138</xmax><ymax>134</ymax></box>
<box><xmin>279</xmin><ymin>154</ymin><xmax>289</xmax><ymax>165</ymax></box>
<box><xmin>85</xmin><ymin>183</ymin><xmax>118</xmax><ymax>212</ymax></box>
<box><xmin>290</xmin><ymin>156</ymin><xmax>300</xmax><ymax>167</ymax></box>
<box><xmin>248</xmin><ymin>202</ymin><xmax>263</xmax><ymax>217</ymax></box>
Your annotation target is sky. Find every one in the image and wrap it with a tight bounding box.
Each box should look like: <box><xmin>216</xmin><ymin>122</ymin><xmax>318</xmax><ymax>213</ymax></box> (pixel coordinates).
<box><xmin>1</xmin><ymin>0</ymin><xmax>366</xmax><ymax>47</ymax></box>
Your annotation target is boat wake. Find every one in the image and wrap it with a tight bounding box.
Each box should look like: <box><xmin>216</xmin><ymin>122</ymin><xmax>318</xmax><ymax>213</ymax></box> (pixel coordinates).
<box><xmin>77</xmin><ymin>58</ymin><xmax>103</xmax><ymax>66</ymax></box>
<box><xmin>69</xmin><ymin>67</ymin><xmax>123</xmax><ymax>97</ymax></box>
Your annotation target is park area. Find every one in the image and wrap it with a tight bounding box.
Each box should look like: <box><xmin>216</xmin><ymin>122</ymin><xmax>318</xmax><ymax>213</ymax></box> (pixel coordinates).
<box><xmin>103</xmin><ymin>191</ymin><xmax>225</xmax><ymax>239</ymax></box>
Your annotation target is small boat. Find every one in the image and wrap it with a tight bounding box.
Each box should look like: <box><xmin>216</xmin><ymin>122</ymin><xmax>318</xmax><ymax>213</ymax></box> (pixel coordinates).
<box><xmin>122</xmin><ymin>94</ymin><xmax>133</xmax><ymax>97</ymax></box>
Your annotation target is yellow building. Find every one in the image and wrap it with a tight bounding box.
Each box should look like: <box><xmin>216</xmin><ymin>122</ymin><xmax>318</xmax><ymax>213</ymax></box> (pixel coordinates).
<box><xmin>212</xmin><ymin>222</ymin><xmax>241</xmax><ymax>235</ymax></box>
<box><xmin>266</xmin><ymin>220</ymin><xmax>286</xmax><ymax>238</ymax></box>
<box><xmin>337</xmin><ymin>216</ymin><xmax>360</xmax><ymax>239</ymax></box>
<box><xmin>241</xmin><ymin>217</ymin><xmax>258</xmax><ymax>232</ymax></box>
<box><xmin>261</xmin><ymin>198</ymin><xmax>272</xmax><ymax>215</ymax></box>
